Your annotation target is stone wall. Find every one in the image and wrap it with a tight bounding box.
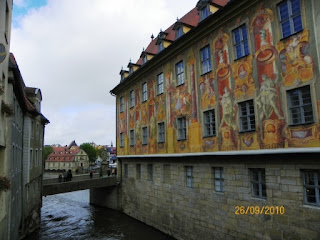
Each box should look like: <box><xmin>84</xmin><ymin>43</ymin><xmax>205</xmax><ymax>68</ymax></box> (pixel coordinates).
<box><xmin>119</xmin><ymin>153</ymin><xmax>320</xmax><ymax>240</ymax></box>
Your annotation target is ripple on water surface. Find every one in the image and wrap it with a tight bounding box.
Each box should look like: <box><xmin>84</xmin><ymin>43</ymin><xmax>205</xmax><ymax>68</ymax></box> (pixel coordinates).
<box><xmin>24</xmin><ymin>190</ymin><xmax>174</xmax><ymax>240</ymax></box>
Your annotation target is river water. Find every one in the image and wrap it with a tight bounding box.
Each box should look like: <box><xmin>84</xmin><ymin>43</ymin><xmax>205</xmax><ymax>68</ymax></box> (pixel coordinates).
<box><xmin>25</xmin><ymin>190</ymin><xmax>174</xmax><ymax>240</ymax></box>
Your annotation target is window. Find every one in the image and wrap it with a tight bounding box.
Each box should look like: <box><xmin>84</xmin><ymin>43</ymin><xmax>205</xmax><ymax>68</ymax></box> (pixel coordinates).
<box><xmin>204</xmin><ymin>110</ymin><xmax>216</xmax><ymax>137</ymax></box>
<box><xmin>124</xmin><ymin>164</ymin><xmax>128</xmax><ymax>179</ymax></box>
<box><xmin>158</xmin><ymin>122</ymin><xmax>165</xmax><ymax>143</ymax></box>
<box><xmin>302</xmin><ymin>170</ymin><xmax>320</xmax><ymax>206</ymax></box>
<box><xmin>142</xmin><ymin>127</ymin><xmax>148</xmax><ymax>145</ymax></box>
<box><xmin>130</xmin><ymin>130</ymin><xmax>135</xmax><ymax>146</ymax></box>
<box><xmin>120</xmin><ymin>133</ymin><xmax>124</xmax><ymax>148</ymax></box>
<box><xmin>147</xmin><ymin>164</ymin><xmax>153</xmax><ymax>181</ymax></box>
<box><xmin>250</xmin><ymin>168</ymin><xmax>266</xmax><ymax>198</ymax></box>
<box><xmin>186</xmin><ymin>166</ymin><xmax>193</xmax><ymax>188</ymax></box>
<box><xmin>136</xmin><ymin>164</ymin><xmax>141</xmax><ymax>180</ymax></box>
<box><xmin>129</xmin><ymin>66</ymin><xmax>133</xmax><ymax>74</ymax></box>
<box><xmin>177</xmin><ymin>117</ymin><xmax>187</xmax><ymax>140</ymax></box>
<box><xmin>142</xmin><ymin>83</ymin><xmax>147</xmax><ymax>102</ymax></box>
<box><xmin>30</xmin><ymin>150</ymin><xmax>33</xmax><ymax>169</ymax></box>
<box><xmin>120</xmin><ymin>97</ymin><xmax>124</xmax><ymax>112</ymax></box>
<box><xmin>213</xmin><ymin>167</ymin><xmax>224</xmax><ymax>192</ymax></box>
<box><xmin>142</xmin><ymin>54</ymin><xmax>148</xmax><ymax>64</ymax></box>
<box><xmin>233</xmin><ymin>25</ymin><xmax>249</xmax><ymax>59</ymax></box>
<box><xmin>200</xmin><ymin>45</ymin><xmax>212</xmax><ymax>74</ymax></box>
<box><xmin>163</xmin><ymin>164</ymin><xmax>171</xmax><ymax>184</ymax></box>
<box><xmin>288</xmin><ymin>86</ymin><xmax>313</xmax><ymax>125</ymax></box>
<box><xmin>130</xmin><ymin>90</ymin><xmax>135</xmax><ymax>108</ymax></box>
<box><xmin>200</xmin><ymin>6</ymin><xmax>210</xmax><ymax>21</ymax></box>
<box><xmin>239</xmin><ymin>100</ymin><xmax>255</xmax><ymax>132</ymax></box>
<box><xmin>176</xmin><ymin>61</ymin><xmax>184</xmax><ymax>86</ymax></box>
<box><xmin>157</xmin><ymin>73</ymin><xmax>164</xmax><ymax>95</ymax></box>
<box><xmin>158</xmin><ymin>42</ymin><xmax>164</xmax><ymax>52</ymax></box>
<box><xmin>176</xmin><ymin>27</ymin><xmax>183</xmax><ymax>39</ymax></box>
<box><xmin>278</xmin><ymin>0</ymin><xmax>303</xmax><ymax>38</ymax></box>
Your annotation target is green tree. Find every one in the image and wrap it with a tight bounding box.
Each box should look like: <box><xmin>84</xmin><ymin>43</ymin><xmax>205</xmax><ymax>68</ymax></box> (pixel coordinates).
<box><xmin>43</xmin><ymin>145</ymin><xmax>54</xmax><ymax>161</ymax></box>
<box><xmin>80</xmin><ymin>143</ymin><xmax>97</xmax><ymax>163</ymax></box>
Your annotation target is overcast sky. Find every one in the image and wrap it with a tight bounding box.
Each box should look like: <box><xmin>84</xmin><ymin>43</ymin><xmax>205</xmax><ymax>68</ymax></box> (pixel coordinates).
<box><xmin>10</xmin><ymin>0</ymin><xmax>197</xmax><ymax>146</ymax></box>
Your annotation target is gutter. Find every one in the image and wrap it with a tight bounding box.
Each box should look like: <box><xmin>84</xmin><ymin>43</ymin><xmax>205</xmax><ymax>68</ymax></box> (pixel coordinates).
<box><xmin>117</xmin><ymin>147</ymin><xmax>320</xmax><ymax>158</ymax></box>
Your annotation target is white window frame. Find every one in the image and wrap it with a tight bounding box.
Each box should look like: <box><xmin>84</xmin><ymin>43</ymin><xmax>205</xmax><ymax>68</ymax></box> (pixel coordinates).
<box><xmin>158</xmin><ymin>122</ymin><xmax>165</xmax><ymax>143</ymax></box>
<box><xmin>157</xmin><ymin>73</ymin><xmax>164</xmax><ymax>95</ymax></box>
<box><xmin>177</xmin><ymin>117</ymin><xmax>187</xmax><ymax>140</ymax></box>
<box><xmin>176</xmin><ymin>61</ymin><xmax>184</xmax><ymax>86</ymax></box>
<box><xmin>142</xmin><ymin>126</ymin><xmax>148</xmax><ymax>145</ymax></box>
<box><xmin>142</xmin><ymin>82</ymin><xmax>147</xmax><ymax>102</ymax></box>
<box><xmin>239</xmin><ymin>100</ymin><xmax>256</xmax><ymax>132</ymax></box>
<box><xmin>130</xmin><ymin>90</ymin><xmax>135</xmax><ymax>108</ymax></box>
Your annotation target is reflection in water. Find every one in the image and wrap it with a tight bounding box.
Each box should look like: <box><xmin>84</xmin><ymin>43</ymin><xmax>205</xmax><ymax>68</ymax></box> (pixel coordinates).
<box><xmin>25</xmin><ymin>190</ymin><xmax>174</xmax><ymax>240</ymax></box>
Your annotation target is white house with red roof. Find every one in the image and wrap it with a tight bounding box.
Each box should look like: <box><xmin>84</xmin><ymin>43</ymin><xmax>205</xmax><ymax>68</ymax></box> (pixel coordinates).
<box><xmin>45</xmin><ymin>140</ymin><xmax>89</xmax><ymax>173</ymax></box>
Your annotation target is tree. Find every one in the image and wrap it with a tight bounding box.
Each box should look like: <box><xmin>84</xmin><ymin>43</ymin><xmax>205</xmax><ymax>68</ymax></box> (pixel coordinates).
<box><xmin>43</xmin><ymin>145</ymin><xmax>54</xmax><ymax>161</ymax></box>
<box><xmin>80</xmin><ymin>143</ymin><xmax>97</xmax><ymax>163</ymax></box>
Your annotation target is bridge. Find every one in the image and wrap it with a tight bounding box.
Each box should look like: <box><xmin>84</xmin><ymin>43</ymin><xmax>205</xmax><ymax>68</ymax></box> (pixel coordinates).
<box><xmin>42</xmin><ymin>175</ymin><xmax>117</xmax><ymax>196</ymax></box>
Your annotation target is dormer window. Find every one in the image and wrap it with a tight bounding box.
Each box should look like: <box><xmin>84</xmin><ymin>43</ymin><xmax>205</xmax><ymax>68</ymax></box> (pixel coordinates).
<box><xmin>176</xmin><ymin>27</ymin><xmax>183</xmax><ymax>39</ymax></box>
<box><xmin>158</xmin><ymin>41</ymin><xmax>164</xmax><ymax>52</ymax></box>
<box><xmin>142</xmin><ymin>54</ymin><xmax>148</xmax><ymax>64</ymax></box>
<box><xmin>129</xmin><ymin>66</ymin><xmax>133</xmax><ymax>74</ymax></box>
<box><xmin>200</xmin><ymin>5</ymin><xmax>210</xmax><ymax>20</ymax></box>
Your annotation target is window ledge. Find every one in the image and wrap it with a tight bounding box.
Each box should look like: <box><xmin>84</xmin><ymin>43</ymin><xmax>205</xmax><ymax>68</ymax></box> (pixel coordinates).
<box><xmin>288</xmin><ymin>122</ymin><xmax>315</xmax><ymax>127</ymax></box>
<box><xmin>239</xmin><ymin>129</ymin><xmax>256</xmax><ymax>134</ymax></box>
<box><xmin>203</xmin><ymin>135</ymin><xmax>216</xmax><ymax>139</ymax></box>
<box><xmin>200</xmin><ymin>70</ymin><xmax>212</xmax><ymax>77</ymax></box>
<box><xmin>177</xmin><ymin>139</ymin><xmax>187</xmax><ymax>142</ymax></box>
<box><xmin>280</xmin><ymin>29</ymin><xmax>304</xmax><ymax>42</ymax></box>
<box><xmin>234</xmin><ymin>54</ymin><xmax>250</xmax><ymax>62</ymax></box>
<box><xmin>250</xmin><ymin>197</ymin><xmax>267</xmax><ymax>201</ymax></box>
<box><xmin>176</xmin><ymin>83</ymin><xmax>185</xmax><ymax>88</ymax></box>
<box><xmin>157</xmin><ymin>93</ymin><xmax>164</xmax><ymax>96</ymax></box>
<box><xmin>302</xmin><ymin>204</ymin><xmax>320</xmax><ymax>210</ymax></box>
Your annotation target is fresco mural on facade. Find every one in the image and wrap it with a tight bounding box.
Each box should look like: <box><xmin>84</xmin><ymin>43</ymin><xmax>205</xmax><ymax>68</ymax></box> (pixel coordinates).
<box><xmin>148</xmin><ymin>80</ymin><xmax>156</xmax><ymax>153</ymax></box>
<box><xmin>118</xmin><ymin>96</ymin><xmax>127</xmax><ymax>155</ymax></box>
<box><xmin>135</xmin><ymin>88</ymin><xmax>142</xmax><ymax>154</ymax></box>
<box><xmin>232</xmin><ymin>55</ymin><xmax>255</xmax><ymax>100</ymax></box>
<box><xmin>214</xmin><ymin>33</ymin><xmax>238</xmax><ymax>151</ymax></box>
<box><xmin>166</xmin><ymin>70</ymin><xmax>191</xmax><ymax>153</ymax></box>
<box><xmin>251</xmin><ymin>8</ymin><xmax>285</xmax><ymax>149</ymax></box>
<box><xmin>277</xmin><ymin>30</ymin><xmax>313</xmax><ymax>87</ymax></box>
<box><xmin>155</xmin><ymin>94</ymin><xmax>166</xmax><ymax>152</ymax></box>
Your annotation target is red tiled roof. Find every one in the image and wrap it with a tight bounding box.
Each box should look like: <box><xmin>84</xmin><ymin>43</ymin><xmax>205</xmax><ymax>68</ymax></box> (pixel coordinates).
<box><xmin>46</xmin><ymin>146</ymin><xmax>82</xmax><ymax>162</ymax></box>
<box><xmin>134</xmin><ymin>0</ymin><xmax>228</xmax><ymax>65</ymax></box>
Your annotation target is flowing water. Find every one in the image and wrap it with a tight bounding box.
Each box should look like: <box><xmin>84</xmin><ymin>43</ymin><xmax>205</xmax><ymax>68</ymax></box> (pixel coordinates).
<box><xmin>24</xmin><ymin>190</ymin><xmax>174</xmax><ymax>240</ymax></box>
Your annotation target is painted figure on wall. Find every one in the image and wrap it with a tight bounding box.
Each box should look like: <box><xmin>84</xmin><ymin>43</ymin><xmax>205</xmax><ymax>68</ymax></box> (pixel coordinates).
<box><xmin>256</xmin><ymin>74</ymin><xmax>283</xmax><ymax>121</ymax></box>
<box><xmin>219</xmin><ymin>87</ymin><xmax>237</xmax><ymax>130</ymax></box>
<box><xmin>199</xmin><ymin>75</ymin><xmax>216</xmax><ymax>110</ymax></box>
<box><xmin>277</xmin><ymin>30</ymin><xmax>313</xmax><ymax>87</ymax></box>
<box><xmin>214</xmin><ymin>32</ymin><xmax>238</xmax><ymax>151</ymax></box>
<box><xmin>232</xmin><ymin>55</ymin><xmax>255</xmax><ymax>100</ymax></box>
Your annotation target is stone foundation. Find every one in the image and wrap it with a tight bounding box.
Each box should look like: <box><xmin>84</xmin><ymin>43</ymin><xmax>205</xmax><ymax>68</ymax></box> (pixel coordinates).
<box><xmin>119</xmin><ymin>153</ymin><xmax>320</xmax><ymax>240</ymax></box>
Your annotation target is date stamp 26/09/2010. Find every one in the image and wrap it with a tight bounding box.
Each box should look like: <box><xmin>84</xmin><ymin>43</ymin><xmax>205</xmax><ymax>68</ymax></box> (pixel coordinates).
<box><xmin>235</xmin><ymin>206</ymin><xmax>285</xmax><ymax>215</ymax></box>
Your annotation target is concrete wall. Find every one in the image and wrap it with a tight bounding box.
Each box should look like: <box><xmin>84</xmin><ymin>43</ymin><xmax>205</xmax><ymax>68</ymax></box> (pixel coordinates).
<box><xmin>90</xmin><ymin>186</ymin><xmax>119</xmax><ymax>210</ymax></box>
<box><xmin>119</xmin><ymin>154</ymin><xmax>320</xmax><ymax>240</ymax></box>
<box><xmin>43</xmin><ymin>176</ymin><xmax>117</xmax><ymax>196</ymax></box>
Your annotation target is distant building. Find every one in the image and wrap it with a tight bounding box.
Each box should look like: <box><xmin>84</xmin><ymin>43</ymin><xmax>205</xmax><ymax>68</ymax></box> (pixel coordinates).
<box><xmin>45</xmin><ymin>141</ymin><xmax>90</xmax><ymax>173</ymax></box>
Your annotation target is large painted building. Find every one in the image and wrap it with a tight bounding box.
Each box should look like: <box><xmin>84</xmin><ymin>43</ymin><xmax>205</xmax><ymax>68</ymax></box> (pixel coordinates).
<box><xmin>111</xmin><ymin>0</ymin><xmax>320</xmax><ymax>239</ymax></box>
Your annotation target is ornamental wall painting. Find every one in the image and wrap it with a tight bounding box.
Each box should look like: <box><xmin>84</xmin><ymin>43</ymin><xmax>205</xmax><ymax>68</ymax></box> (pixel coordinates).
<box><xmin>276</xmin><ymin>29</ymin><xmax>314</xmax><ymax>87</ymax></box>
<box><xmin>148</xmin><ymin>80</ymin><xmax>156</xmax><ymax>153</ymax></box>
<box><xmin>188</xmin><ymin>57</ymin><xmax>199</xmax><ymax>122</ymax></box>
<box><xmin>214</xmin><ymin>33</ymin><xmax>237</xmax><ymax>151</ymax></box>
<box><xmin>199</xmin><ymin>72</ymin><xmax>216</xmax><ymax>110</ymax></box>
<box><xmin>231</xmin><ymin>56</ymin><xmax>255</xmax><ymax>100</ymax></box>
<box><xmin>155</xmin><ymin>94</ymin><xmax>166</xmax><ymax>152</ymax></box>
<box><xmin>134</xmin><ymin>88</ymin><xmax>142</xmax><ymax>154</ymax></box>
<box><xmin>251</xmin><ymin>8</ymin><xmax>285</xmax><ymax>149</ymax></box>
